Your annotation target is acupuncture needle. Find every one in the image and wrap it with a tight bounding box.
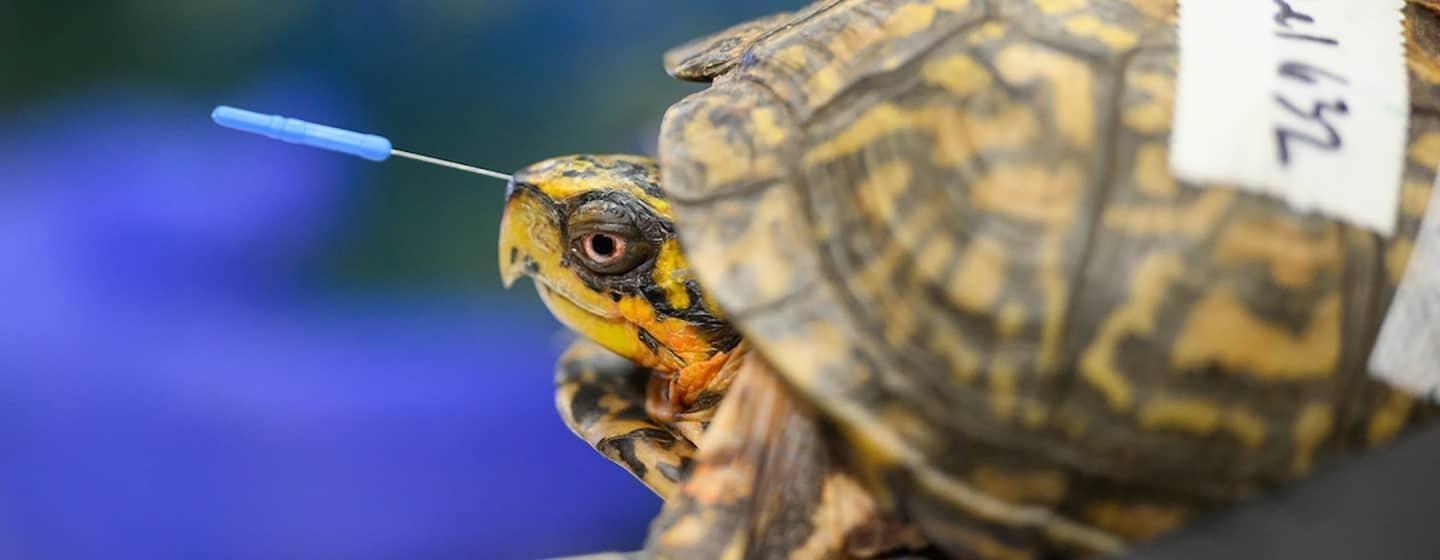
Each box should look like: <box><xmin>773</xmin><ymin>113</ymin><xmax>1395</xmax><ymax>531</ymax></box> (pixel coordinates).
<box><xmin>210</xmin><ymin>105</ymin><xmax>512</xmax><ymax>182</ymax></box>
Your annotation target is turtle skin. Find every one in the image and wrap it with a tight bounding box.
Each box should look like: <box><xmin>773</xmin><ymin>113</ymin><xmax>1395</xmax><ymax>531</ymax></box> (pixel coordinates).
<box><xmin>612</xmin><ymin>0</ymin><xmax>1440</xmax><ymax>558</ymax></box>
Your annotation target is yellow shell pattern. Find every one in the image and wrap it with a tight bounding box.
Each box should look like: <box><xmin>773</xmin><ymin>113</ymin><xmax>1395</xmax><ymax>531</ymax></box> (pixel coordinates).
<box><xmin>654</xmin><ymin>0</ymin><xmax>1440</xmax><ymax>557</ymax></box>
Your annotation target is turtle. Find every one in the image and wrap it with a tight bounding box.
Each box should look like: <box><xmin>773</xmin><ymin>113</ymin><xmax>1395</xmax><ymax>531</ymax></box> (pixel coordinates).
<box><xmin>496</xmin><ymin>1</ymin><xmax>1440</xmax><ymax>558</ymax></box>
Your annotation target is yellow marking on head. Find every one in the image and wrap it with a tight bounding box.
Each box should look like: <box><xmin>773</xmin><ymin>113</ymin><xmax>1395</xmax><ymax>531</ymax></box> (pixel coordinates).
<box><xmin>1134</xmin><ymin>143</ymin><xmax>1177</xmax><ymax>197</ymax></box>
<box><xmin>1137</xmin><ymin>397</ymin><xmax>1268</xmax><ymax>448</ymax></box>
<box><xmin>1066</xmin><ymin>15</ymin><xmax>1139</xmax><ymax>50</ymax></box>
<box><xmin>1083</xmin><ymin>501</ymin><xmax>1190</xmax><ymax>542</ymax></box>
<box><xmin>922</xmin><ymin>53</ymin><xmax>993</xmax><ymax>96</ymax></box>
<box><xmin>1102</xmin><ymin>190</ymin><xmax>1235</xmax><ymax>237</ymax></box>
<box><xmin>995</xmin><ymin>44</ymin><xmax>1095</xmax><ymax>149</ymax></box>
<box><xmin>518</xmin><ymin>155</ymin><xmax>669</xmax><ymax>213</ymax></box>
<box><xmin>1386</xmin><ymin>238</ymin><xmax>1415</xmax><ymax>285</ymax></box>
<box><xmin>534</xmin><ymin>283</ymin><xmax>674</xmax><ymax>370</ymax></box>
<box><xmin>971</xmin><ymin>163</ymin><xmax>1084</xmax><ymax>224</ymax></box>
<box><xmin>1123</xmin><ymin>72</ymin><xmax>1175</xmax><ymax>134</ymax></box>
<box><xmin>948</xmin><ymin>236</ymin><xmax>1008</xmax><ymax>313</ymax></box>
<box><xmin>1291</xmin><ymin>404</ymin><xmax>1334</xmax><ymax>475</ymax></box>
<box><xmin>1173</xmin><ymin>288</ymin><xmax>1341</xmax><ymax>380</ymax></box>
<box><xmin>1401</xmin><ymin>179</ymin><xmax>1433</xmax><ymax>218</ymax></box>
<box><xmin>1214</xmin><ymin>218</ymin><xmax>1340</xmax><ymax>290</ymax></box>
<box><xmin>1035</xmin><ymin>0</ymin><xmax>1085</xmax><ymax>13</ymax></box>
<box><xmin>615</xmin><ymin>294</ymin><xmax>713</xmax><ymax>367</ymax></box>
<box><xmin>1080</xmin><ymin>254</ymin><xmax>1185</xmax><ymax>411</ymax></box>
<box><xmin>970</xmin><ymin>466</ymin><xmax>1068</xmax><ymax>506</ymax></box>
<box><xmin>652</xmin><ymin>241</ymin><xmax>693</xmax><ymax>311</ymax></box>
<box><xmin>1411</xmin><ymin>132</ymin><xmax>1440</xmax><ymax>168</ymax></box>
<box><xmin>1367</xmin><ymin>390</ymin><xmax>1416</xmax><ymax>446</ymax></box>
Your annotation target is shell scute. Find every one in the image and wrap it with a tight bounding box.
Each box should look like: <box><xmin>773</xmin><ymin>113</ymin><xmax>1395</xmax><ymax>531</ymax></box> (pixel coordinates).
<box><xmin>652</xmin><ymin>1</ymin><xmax>1440</xmax><ymax>556</ymax></box>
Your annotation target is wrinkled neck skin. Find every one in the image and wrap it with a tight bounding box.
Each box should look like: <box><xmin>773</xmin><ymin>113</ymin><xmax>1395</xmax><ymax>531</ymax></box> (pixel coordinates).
<box><xmin>498</xmin><ymin>154</ymin><xmax>743</xmax><ymax>423</ymax></box>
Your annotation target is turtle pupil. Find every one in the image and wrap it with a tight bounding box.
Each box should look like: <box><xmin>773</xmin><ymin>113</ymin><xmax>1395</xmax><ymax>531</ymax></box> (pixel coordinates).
<box><xmin>590</xmin><ymin>234</ymin><xmax>618</xmax><ymax>258</ymax></box>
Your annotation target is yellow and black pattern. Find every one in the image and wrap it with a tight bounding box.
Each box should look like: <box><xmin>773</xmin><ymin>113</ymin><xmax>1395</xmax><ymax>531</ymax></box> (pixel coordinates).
<box><xmin>555</xmin><ymin>339</ymin><xmax>697</xmax><ymax>498</ymax></box>
<box><xmin>657</xmin><ymin>0</ymin><xmax>1440</xmax><ymax>557</ymax></box>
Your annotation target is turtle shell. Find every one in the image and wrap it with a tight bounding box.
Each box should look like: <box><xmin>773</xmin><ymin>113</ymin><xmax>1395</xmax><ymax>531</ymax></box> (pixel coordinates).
<box><xmin>657</xmin><ymin>0</ymin><xmax>1440</xmax><ymax>555</ymax></box>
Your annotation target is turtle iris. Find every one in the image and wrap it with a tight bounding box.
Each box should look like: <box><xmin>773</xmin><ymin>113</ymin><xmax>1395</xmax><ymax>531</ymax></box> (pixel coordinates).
<box><xmin>566</xmin><ymin>200</ymin><xmax>655</xmax><ymax>275</ymax></box>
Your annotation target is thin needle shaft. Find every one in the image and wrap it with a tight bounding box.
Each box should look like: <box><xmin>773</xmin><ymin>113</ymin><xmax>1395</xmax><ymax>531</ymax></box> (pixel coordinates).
<box><xmin>391</xmin><ymin>149</ymin><xmax>512</xmax><ymax>181</ymax></box>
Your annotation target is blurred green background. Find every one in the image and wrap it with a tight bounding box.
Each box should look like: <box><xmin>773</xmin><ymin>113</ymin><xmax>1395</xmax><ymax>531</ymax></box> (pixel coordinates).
<box><xmin>0</xmin><ymin>2</ymin><xmax>790</xmax><ymax>559</ymax></box>
<box><xmin>0</xmin><ymin>0</ymin><xmax>763</xmax><ymax>290</ymax></box>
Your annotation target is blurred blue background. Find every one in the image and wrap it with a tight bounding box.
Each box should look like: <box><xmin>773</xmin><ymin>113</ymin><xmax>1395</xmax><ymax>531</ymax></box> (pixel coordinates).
<box><xmin>0</xmin><ymin>2</ymin><xmax>788</xmax><ymax>558</ymax></box>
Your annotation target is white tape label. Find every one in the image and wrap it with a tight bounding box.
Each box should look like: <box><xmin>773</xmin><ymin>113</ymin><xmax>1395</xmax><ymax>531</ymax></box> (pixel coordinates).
<box><xmin>1369</xmin><ymin>175</ymin><xmax>1440</xmax><ymax>403</ymax></box>
<box><xmin>1171</xmin><ymin>0</ymin><xmax>1410</xmax><ymax>235</ymax></box>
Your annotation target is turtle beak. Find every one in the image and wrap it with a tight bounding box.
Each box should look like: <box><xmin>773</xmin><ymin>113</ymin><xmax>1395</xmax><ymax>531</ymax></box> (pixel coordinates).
<box><xmin>497</xmin><ymin>182</ymin><xmax>557</xmax><ymax>289</ymax></box>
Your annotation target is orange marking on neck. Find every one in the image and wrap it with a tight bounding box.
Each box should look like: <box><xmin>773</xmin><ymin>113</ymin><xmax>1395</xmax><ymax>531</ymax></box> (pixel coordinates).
<box><xmin>617</xmin><ymin>295</ymin><xmax>718</xmax><ymax>372</ymax></box>
<box><xmin>673</xmin><ymin>350</ymin><xmax>733</xmax><ymax>407</ymax></box>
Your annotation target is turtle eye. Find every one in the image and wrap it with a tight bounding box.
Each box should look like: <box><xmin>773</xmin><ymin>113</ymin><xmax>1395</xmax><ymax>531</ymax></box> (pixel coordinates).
<box><xmin>567</xmin><ymin>201</ymin><xmax>655</xmax><ymax>275</ymax></box>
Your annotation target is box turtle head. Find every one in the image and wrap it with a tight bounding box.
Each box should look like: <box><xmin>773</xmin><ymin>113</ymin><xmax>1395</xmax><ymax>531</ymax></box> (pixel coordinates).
<box><xmin>498</xmin><ymin>154</ymin><xmax>739</xmax><ymax>378</ymax></box>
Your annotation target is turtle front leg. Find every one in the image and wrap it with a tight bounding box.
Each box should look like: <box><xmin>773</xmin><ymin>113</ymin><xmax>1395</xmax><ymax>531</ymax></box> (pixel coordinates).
<box><xmin>555</xmin><ymin>339</ymin><xmax>697</xmax><ymax>498</ymax></box>
<box><xmin>645</xmin><ymin>350</ymin><xmax>931</xmax><ymax>559</ymax></box>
